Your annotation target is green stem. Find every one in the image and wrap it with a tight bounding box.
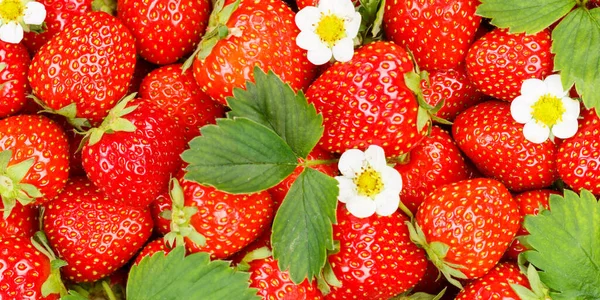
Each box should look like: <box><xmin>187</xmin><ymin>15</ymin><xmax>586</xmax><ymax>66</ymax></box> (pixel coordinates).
<box><xmin>102</xmin><ymin>280</ymin><xmax>118</xmax><ymax>300</ymax></box>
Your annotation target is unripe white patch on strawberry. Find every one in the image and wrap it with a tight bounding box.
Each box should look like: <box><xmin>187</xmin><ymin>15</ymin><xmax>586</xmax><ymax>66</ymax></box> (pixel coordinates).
<box><xmin>295</xmin><ymin>0</ymin><xmax>360</xmax><ymax>65</ymax></box>
<box><xmin>0</xmin><ymin>0</ymin><xmax>46</xmax><ymax>43</ymax></box>
<box><xmin>511</xmin><ymin>74</ymin><xmax>580</xmax><ymax>144</ymax></box>
<box><xmin>336</xmin><ymin>145</ymin><xmax>402</xmax><ymax>218</ymax></box>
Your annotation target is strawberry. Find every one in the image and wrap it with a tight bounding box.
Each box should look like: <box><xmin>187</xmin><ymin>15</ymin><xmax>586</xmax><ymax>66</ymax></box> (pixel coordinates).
<box><xmin>421</xmin><ymin>65</ymin><xmax>484</xmax><ymax>121</ymax></box>
<box><xmin>0</xmin><ymin>115</ymin><xmax>70</xmax><ymax>215</ymax></box>
<box><xmin>505</xmin><ymin>189</ymin><xmax>557</xmax><ymax>261</ymax></box>
<box><xmin>28</xmin><ymin>11</ymin><xmax>137</xmax><ymax>124</ymax></box>
<box><xmin>383</xmin><ymin>0</ymin><xmax>481</xmax><ymax>70</ymax></box>
<box><xmin>306</xmin><ymin>41</ymin><xmax>428</xmax><ymax>157</ymax></box>
<box><xmin>455</xmin><ymin>262</ymin><xmax>530</xmax><ymax>299</ymax></box>
<box><xmin>138</xmin><ymin>63</ymin><xmax>226</xmax><ymax>141</ymax></box>
<box><xmin>465</xmin><ymin>28</ymin><xmax>554</xmax><ymax>102</ymax></box>
<box><xmin>133</xmin><ymin>238</ymin><xmax>172</xmax><ymax>265</ymax></box>
<box><xmin>150</xmin><ymin>191</ymin><xmax>172</xmax><ymax>235</ymax></box>
<box><xmin>117</xmin><ymin>0</ymin><xmax>211</xmax><ymax>65</ymax></box>
<box><xmin>0</xmin><ymin>202</ymin><xmax>38</xmax><ymax>238</ymax></box>
<box><xmin>410</xmin><ymin>178</ymin><xmax>520</xmax><ymax>285</ymax></box>
<box><xmin>42</xmin><ymin>177</ymin><xmax>154</xmax><ymax>282</ymax></box>
<box><xmin>81</xmin><ymin>97</ymin><xmax>187</xmax><ymax>208</ymax></box>
<box><xmin>0</xmin><ymin>41</ymin><xmax>31</xmax><ymax>118</ymax></box>
<box><xmin>190</xmin><ymin>0</ymin><xmax>316</xmax><ymax>105</ymax></box>
<box><xmin>452</xmin><ymin>100</ymin><xmax>558</xmax><ymax>192</ymax></box>
<box><xmin>394</xmin><ymin>126</ymin><xmax>471</xmax><ymax>214</ymax></box>
<box><xmin>556</xmin><ymin>108</ymin><xmax>600</xmax><ymax>195</ymax></box>
<box><xmin>326</xmin><ymin>206</ymin><xmax>427</xmax><ymax>299</ymax></box>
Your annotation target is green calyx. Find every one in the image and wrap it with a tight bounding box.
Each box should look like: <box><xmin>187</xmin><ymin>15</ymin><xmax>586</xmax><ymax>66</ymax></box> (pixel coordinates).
<box><xmin>91</xmin><ymin>0</ymin><xmax>117</xmax><ymax>15</ymax></box>
<box><xmin>391</xmin><ymin>287</ymin><xmax>447</xmax><ymax>300</ymax></box>
<box><xmin>316</xmin><ymin>241</ymin><xmax>342</xmax><ymax>296</ymax></box>
<box><xmin>163</xmin><ymin>178</ymin><xmax>206</xmax><ymax>250</ymax></box>
<box><xmin>31</xmin><ymin>231</ymin><xmax>68</xmax><ymax>298</ymax></box>
<box><xmin>28</xmin><ymin>95</ymin><xmax>91</xmax><ymax>131</ymax></box>
<box><xmin>182</xmin><ymin>0</ymin><xmax>242</xmax><ymax>70</ymax></box>
<box><xmin>510</xmin><ymin>264</ymin><xmax>552</xmax><ymax>300</ymax></box>
<box><xmin>0</xmin><ymin>150</ymin><xmax>43</xmax><ymax>219</ymax></box>
<box><xmin>236</xmin><ymin>246</ymin><xmax>273</xmax><ymax>272</ymax></box>
<box><xmin>82</xmin><ymin>93</ymin><xmax>138</xmax><ymax>147</ymax></box>
<box><xmin>405</xmin><ymin>221</ymin><xmax>467</xmax><ymax>289</ymax></box>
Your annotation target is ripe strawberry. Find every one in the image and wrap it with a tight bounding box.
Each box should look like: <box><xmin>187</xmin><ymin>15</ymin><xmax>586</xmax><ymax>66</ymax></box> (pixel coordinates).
<box><xmin>452</xmin><ymin>100</ymin><xmax>558</xmax><ymax>192</ymax></box>
<box><xmin>556</xmin><ymin>108</ymin><xmax>600</xmax><ymax>195</ymax></box>
<box><xmin>394</xmin><ymin>126</ymin><xmax>471</xmax><ymax>214</ymax></box>
<box><xmin>0</xmin><ymin>41</ymin><xmax>31</xmax><ymax>118</ymax></box>
<box><xmin>43</xmin><ymin>177</ymin><xmax>154</xmax><ymax>282</ymax></box>
<box><xmin>22</xmin><ymin>0</ymin><xmax>92</xmax><ymax>53</ymax></box>
<box><xmin>0</xmin><ymin>202</ymin><xmax>38</xmax><ymax>239</ymax></box>
<box><xmin>326</xmin><ymin>207</ymin><xmax>427</xmax><ymax>299</ymax></box>
<box><xmin>81</xmin><ymin>97</ymin><xmax>187</xmax><ymax>208</ymax></box>
<box><xmin>191</xmin><ymin>0</ymin><xmax>316</xmax><ymax>105</ymax></box>
<box><xmin>0</xmin><ymin>115</ymin><xmax>70</xmax><ymax>214</ymax></box>
<box><xmin>421</xmin><ymin>65</ymin><xmax>484</xmax><ymax>121</ymax></box>
<box><xmin>383</xmin><ymin>0</ymin><xmax>481</xmax><ymax>70</ymax></box>
<box><xmin>28</xmin><ymin>11</ymin><xmax>137</xmax><ymax>124</ymax></box>
<box><xmin>117</xmin><ymin>0</ymin><xmax>211</xmax><ymax>65</ymax></box>
<box><xmin>505</xmin><ymin>189</ymin><xmax>557</xmax><ymax>261</ymax></box>
<box><xmin>139</xmin><ymin>63</ymin><xmax>226</xmax><ymax>141</ymax></box>
<box><xmin>412</xmin><ymin>178</ymin><xmax>520</xmax><ymax>283</ymax></box>
<box><xmin>306</xmin><ymin>41</ymin><xmax>428</xmax><ymax>157</ymax></box>
<box><xmin>455</xmin><ymin>262</ymin><xmax>530</xmax><ymax>299</ymax></box>
<box><xmin>133</xmin><ymin>238</ymin><xmax>172</xmax><ymax>265</ymax></box>
<box><xmin>465</xmin><ymin>28</ymin><xmax>554</xmax><ymax>102</ymax></box>
<box><xmin>150</xmin><ymin>191</ymin><xmax>172</xmax><ymax>235</ymax></box>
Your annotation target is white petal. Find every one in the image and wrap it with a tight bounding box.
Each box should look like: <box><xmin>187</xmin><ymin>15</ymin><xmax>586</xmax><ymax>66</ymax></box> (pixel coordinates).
<box><xmin>520</xmin><ymin>78</ymin><xmax>546</xmax><ymax>98</ymax></box>
<box><xmin>307</xmin><ymin>46</ymin><xmax>333</xmax><ymax>65</ymax></box>
<box><xmin>561</xmin><ymin>97</ymin><xmax>580</xmax><ymax>120</ymax></box>
<box><xmin>374</xmin><ymin>190</ymin><xmax>400</xmax><ymax>216</ymax></box>
<box><xmin>336</xmin><ymin>0</ymin><xmax>356</xmax><ymax>17</ymax></box>
<box><xmin>552</xmin><ymin>118</ymin><xmax>579</xmax><ymax>139</ymax></box>
<box><xmin>318</xmin><ymin>0</ymin><xmax>337</xmax><ymax>13</ymax></box>
<box><xmin>0</xmin><ymin>23</ymin><xmax>24</xmax><ymax>44</ymax></box>
<box><xmin>346</xmin><ymin>196</ymin><xmax>377</xmax><ymax>218</ymax></box>
<box><xmin>296</xmin><ymin>30</ymin><xmax>322</xmax><ymax>51</ymax></box>
<box><xmin>380</xmin><ymin>166</ymin><xmax>402</xmax><ymax>193</ymax></box>
<box><xmin>523</xmin><ymin>121</ymin><xmax>550</xmax><ymax>144</ymax></box>
<box><xmin>510</xmin><ymin>95</ymin><xmax>534</xmax><ymax>124</ymax></box>
<box><xmin>336</xmin><ymin>176</ymin><xmax>357</xmax><ymax>203</ymax></box>
<box><xmin>332</xmin><ymin>38</ymin><xmax>354</xmax><ymax>62</ymax></box>
<box><xmin>364</xmin><ymin>145</ymin><xmax>386</xmax><ymax>170</ymax></box>
<box><xmin>295</xmin><ymin>6</ymin><xmax>320</xmax><ymax>32</ymax></box>
<box><xmin>544</xmin><ymin>74</ymin><xmax>568</xmax><ymax>98</ymax></box>
<box><xmin>337</xmin><ymin>148</ymin><xmax>365</xmax><ymax>178</ymax></box>
<box><xmin>23</xmin><ymin>1</ymin><xmax>47</xmax><ymax>25</ymax></box>
<box><xmin>344</xmin><ymin>12</ymin><xmax>361</xmax><ymax>38</ymax></box>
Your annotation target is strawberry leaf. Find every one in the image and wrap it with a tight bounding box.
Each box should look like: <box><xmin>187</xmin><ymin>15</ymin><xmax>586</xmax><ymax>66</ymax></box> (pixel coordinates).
<box><xmin>127</xmin><ymin>246</ymin><xmax>259</xmax><ymax>300</ymax></box>
<box><xmin>182</xmin><ymin>118</ymin><xmax>298</xmax><ymax>194</ymax></box>
<box><xmin>271</xmin><ymin>168</ymin><xmax>338</xmax><ymax>284</ymax></box>
<box><xmin>476</xmin><ymin>0</ymin><xmax>576</xmax><ymax>34</ymax></box>
<box><xmin>520</xmin><ymin>189</ymin><xmax>600</xmax><ymax>299</ymax></box>
<box><xmin>552</xmin><ymin>7</ymin><xmax>600</xmax><ymax>115</ymax></box>
<box><xmin>227</xmin><ymin>67</ymin><xmax>323</xmax><ymax>159</ymax></box>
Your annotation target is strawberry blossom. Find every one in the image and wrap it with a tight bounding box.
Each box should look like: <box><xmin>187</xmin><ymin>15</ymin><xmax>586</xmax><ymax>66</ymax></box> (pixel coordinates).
<box><xmin>510</xmin><ymin>74</ymin><xmax>580</xmax><ymax>144</ymax></box>
<box><xmin>0</xmin><ymin>0</ymin><xmax>46</xmax><ymax>44</ymax></box>
<box><xmin>335</xmin><ymin>145</ymin><xmax>402</xmax><ymax>218</ymax></box>
<box><xmin>295</xmin><ymin>0</ymin><xmax>361</xmax><ymax>65</ymax></box>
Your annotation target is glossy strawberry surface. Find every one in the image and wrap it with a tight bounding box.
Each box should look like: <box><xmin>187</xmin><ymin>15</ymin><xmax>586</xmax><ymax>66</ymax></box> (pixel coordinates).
<box><xmin>133</xmin><ymin>238</ymin><xmax>171</xmax><ymax>265</ymax></box>
<box><xmin>455</xmin><ymin>262</ymin><xmax>529</xmax><ymax>299</ymax></box>
<box><xmin>0</xmin><ymin>41</ymin><xmax>31</xmax><ymax>118</ymax></box>
<box><xmin>0</xmin><ymin>202</ymin><xmax>38</xmax><ymax>239</ymax></box>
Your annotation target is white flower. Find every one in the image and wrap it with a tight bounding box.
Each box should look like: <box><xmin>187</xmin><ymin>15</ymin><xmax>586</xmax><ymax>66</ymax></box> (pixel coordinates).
<box><xmin>295</xmin><ymin>0</ymin><xmax>361</xmax><ymax>65</ymax></box>
<box><xmin>0</xmin><ymin>0</ymin><xmax>46</xmax><ymax>44</ymax></box>
<box><xmin>335</xmin><ymin>145</ymin><xmax>402</xmax><ymax>218</ymax></box>
<box><xmin>510</xmin><ymin>74</ymin><xmax>580</xmax><ymax>144</ymax></box>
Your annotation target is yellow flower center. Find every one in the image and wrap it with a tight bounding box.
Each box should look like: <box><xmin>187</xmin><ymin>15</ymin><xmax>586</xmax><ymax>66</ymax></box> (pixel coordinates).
<box><xmin>0</xmin><ymin>0</ymin><xmax>25</xmax><ymax>22</ymax></box>
<box><xmin>315</xmin><ymin>14</ymin><xmax>346</xmax><ymax>48</ymax></box>
<box><xmin>531</xmin><ymin>93</ymin><xmax>566</xmax><ymax>127</ymax></box>
<box><xmin>354</xmin><ymin>167</ymin><xmax>383</xmax><ymax>198</ymax></box>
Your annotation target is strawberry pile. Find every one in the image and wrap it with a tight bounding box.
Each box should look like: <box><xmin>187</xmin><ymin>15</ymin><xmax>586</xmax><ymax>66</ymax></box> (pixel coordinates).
<box><xmin>1</xmin><ymin>0</ymin><xmax>600</xmax><ymax>299</ymax></box>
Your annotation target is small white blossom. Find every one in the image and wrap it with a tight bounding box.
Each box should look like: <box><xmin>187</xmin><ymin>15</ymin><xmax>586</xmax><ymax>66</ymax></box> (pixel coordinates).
<box><xmin>335</xmin><ymin>145</ymin><xmax>402</xmax><ymax>218</ymax></box>
<box><xmin>0</xmin><ymin>0</ymin><xmax>46</xmax><ymax>44</ymax></box>
<box><xmin>510</xmin><ymin>74</ymin><xmax>580</xmax><ymax>144</ymax></box>
<box><xmin>295</xmin><ymin>0</ymin><xmax>361</xmax><ymax>65</ymax></box>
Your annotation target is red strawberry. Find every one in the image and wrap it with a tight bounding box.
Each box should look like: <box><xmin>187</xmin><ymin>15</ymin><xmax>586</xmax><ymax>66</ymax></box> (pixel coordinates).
<box><xmin>306</xmin><ymin>41</ymin><xmax>428</xmax><ymax>157</ymax></box>
<box><xmin>326</xmin><ymin>207</ymin><xmax>427</xmax><ymax>299</ymax></box>
<box><xmin>421</xmin><ymin>65</ymin><xmax>484</xmax><ymax>121</ymax></box>
<box><xmin>411</xmin><ymin>178</ymin><xmax>520</xmax><ymax>284</ymax></box>
<box><xmin>191</xmin><ymin>0</ymin><xmax>316</xmax><ymax>105</ymax></box>
<box><xmin>139</xmin><ymin>63</ymin><xmax>226</xmax><ymax>141</ymax></box>
<box><xmin>455</xmin><ymin>262</ymin><xmax>530</xmax><ymax>299</ymax></box>
<box><xmin>505</xmin><ymin>189</ymin><xmax>557</xmax><ymax>261</ymax></box>
<box><xmin>28</xmin><ymin>11</ymin><xmax>137</xmax><ymax>124</ymax></box>
<box><xmin>81</xmin><ymin>97</ymin><xmax>187</xmax><ymax>208</ymax></box>
<box><xmin>0</xmin><ymin>202</ymin><xmax>38</xmax><ymax>238</ymax></box>
<box><xmin>394</xmin><ymin>126</ymin><xmax>471</xmax><ymax>214</ymax></box>
<box><xmin>465</xmin><ymin>28</ymin><xmax>554</xmax><ymax>102</ymax></box>
<box><xmin>43</xmin><ymin>177</ymin><xmax>154</xmax><ymax>282</ymax></box>
<box><xmin>0</xmin><ymin>115</ymin><xmax>70</xmax><ymax>215</ymax></box>
<box><xmin>556</xmin><ymin>108</ymin><xmax>600</xmax><ymax>195</ymax></box>
<box><xmin>117</xmin><ymin>0</ymin><xmax>211</xmax><ymax>65</ymax></box>
<box><xmin>150</xmin><ymin>191</ymin><xmax>172</xmax><ymax>235</ymax></box>
<box><xmin>0</xmin><ymin>41</ymin><xmax>31</xmax><ymax>118</ymax></box>
<box><xmin>383</xmin><ymin>0</ymin><xmax>481</xmax><ymax>70</ymax></box>
<box><xmin>133</xmin><ymin>238</ymin><xmax>172</xmax><ymax>265</ymax></box>
<box><xmin>452</xmin><ymin>100</ymin><xmax>558</xmax><ymax>192</ymax></box>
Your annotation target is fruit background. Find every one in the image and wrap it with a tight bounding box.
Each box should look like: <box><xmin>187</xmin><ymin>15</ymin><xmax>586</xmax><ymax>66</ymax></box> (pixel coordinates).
<box><xmin>1</xmin><ymin>0</ymin><xmax>599</xmax><ymax>299</ymax></box>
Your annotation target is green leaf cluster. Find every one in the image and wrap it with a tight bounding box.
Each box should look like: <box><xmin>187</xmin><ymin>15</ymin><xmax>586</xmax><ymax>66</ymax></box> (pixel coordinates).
<box><xmin>476</xmin><ymin>0</ymin><xmax>600</xmax><ymax>116</ymax></box>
